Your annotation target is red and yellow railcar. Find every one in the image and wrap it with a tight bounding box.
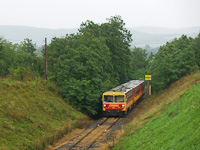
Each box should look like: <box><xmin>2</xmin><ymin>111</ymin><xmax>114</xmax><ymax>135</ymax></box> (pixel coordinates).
<box><xmin>102</xmin><ymin>80</ymin><xmax>145</xmax><ymax>116</ymax></box>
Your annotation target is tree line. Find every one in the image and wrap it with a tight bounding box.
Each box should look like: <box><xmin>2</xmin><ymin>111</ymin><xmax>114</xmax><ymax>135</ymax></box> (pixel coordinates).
<box><xmin>0</xmin><ymin>15</ymin><xmax>199</xmax><ymax>116</ymax></box>
<box><xmin>149</xmin><ymin>35</ymin><xmax>200</xmax><ymax>91</ymax></box>
<box><xmin>0</xmin><ymin>38</ymin><xmax>43</xmax><ymax>80</ymax></box>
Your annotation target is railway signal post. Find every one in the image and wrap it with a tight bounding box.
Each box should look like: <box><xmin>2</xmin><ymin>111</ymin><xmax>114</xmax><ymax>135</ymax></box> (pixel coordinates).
<box><xmin>145</xmin><ymin>75</ymin><xmax>151</xmax><ymax>97</ymax></box>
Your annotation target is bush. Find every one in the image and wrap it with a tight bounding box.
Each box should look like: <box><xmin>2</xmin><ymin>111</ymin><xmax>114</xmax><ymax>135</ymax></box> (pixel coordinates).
<box><xmin>8</xmin><ymin>66</ymin><xmax>34</xmax><ymax>81</ymax></box>
<box><xmin>8</xmin><ymin>66</ymin><xmax>23</xmax><ymax>80</ymax></box>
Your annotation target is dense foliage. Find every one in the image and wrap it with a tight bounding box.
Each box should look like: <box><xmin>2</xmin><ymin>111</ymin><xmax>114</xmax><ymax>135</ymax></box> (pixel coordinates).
<box><xmin>47</xmin><ymin>21</ymin><xmax>200</xmax><ymax>115</ymax></box>
<box><xmin>47</xmin><ymin>16</ymin><xmax>133</xmax><ymax>115</ymax></box>
<box><xmin>130</xmin><ymin>47</ymin><xmax>149</xmax><ymax>80</ymax></box>
<box><xmin>149</xmin><ymin>34</ymin><xmax>200</xmax><ymax>91</ymax></box>
<box><xmin>0</xmin><ymin>38</ymin><xmax>43</xmax><ymax>80</ymax></box>
<box><xmin>0</xmin><ymin>16</ymin><xmax>199</xmax><ymax>116</ymax></box>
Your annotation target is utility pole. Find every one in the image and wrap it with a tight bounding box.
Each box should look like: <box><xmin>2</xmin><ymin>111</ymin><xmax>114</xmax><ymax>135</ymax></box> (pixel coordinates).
<box><xmin>45</xmin><ymin>38</ymin><xmax>48</xmax><ymax>81</ymax></box>
<box><xmin>0</xmin><ymin>42</ymin><xmax>2</xmax><ymax>51</ymax></box>
<box><xmin>0</xmin><ymin>38</ymin><xmax>3</xmax><ymax>51</ymax></box>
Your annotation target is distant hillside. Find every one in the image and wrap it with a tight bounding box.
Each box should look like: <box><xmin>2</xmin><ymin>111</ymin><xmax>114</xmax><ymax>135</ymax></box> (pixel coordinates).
<box><xmin>129</xmin><ymin>30</ymin><xmax>176</xmax><ymax>48</ymax></box>
<box><xmin>0</xmin><ymin>25</ymin><xmax>78</xmax><ymax>45</ymax></box>
<box><xmin>132</xmin><ymin>26</ymin><xmax>200</xmax><ymax>35</ymax></box>
<box><xmin>129</xmin><ymin>26</ymin><xmax>200</xmax><ymax>48</ymax></box>
<box><xmin>0</xmin><ymin>25</ymin><xmax>199</xmax><ymax>49</ymax></box>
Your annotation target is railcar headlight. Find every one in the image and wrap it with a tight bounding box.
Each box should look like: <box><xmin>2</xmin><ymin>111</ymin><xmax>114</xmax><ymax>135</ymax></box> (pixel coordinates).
<box><xmin>104</xmin><ymin>104</ymin><xmax>107</xmax><ymax>107</ymax></box>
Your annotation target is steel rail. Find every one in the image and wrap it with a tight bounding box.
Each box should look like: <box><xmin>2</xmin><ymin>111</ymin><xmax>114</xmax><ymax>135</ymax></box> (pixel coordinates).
<box><xmin>85</xmin><ymin>118</ymin><xmax>120</xmax><ymax>150</ymax></box>
<box><xmin>66</xmin><ymin>118</ymin><xmax>108</xmax><ymax>150</ymax></box>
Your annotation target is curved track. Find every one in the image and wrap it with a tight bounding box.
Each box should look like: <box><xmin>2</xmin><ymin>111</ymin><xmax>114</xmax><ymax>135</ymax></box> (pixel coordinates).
<box><xmin>55</xmin><ymin>117</ymin><xmax>120</xmax><ymax>150</ymax></box>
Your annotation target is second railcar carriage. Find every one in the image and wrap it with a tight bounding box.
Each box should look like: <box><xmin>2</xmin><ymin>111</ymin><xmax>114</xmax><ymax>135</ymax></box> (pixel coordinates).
<box><xmin>102</xmin><ymin>80</ymin><xmax>145</xmax><ymax>116</ymax></box>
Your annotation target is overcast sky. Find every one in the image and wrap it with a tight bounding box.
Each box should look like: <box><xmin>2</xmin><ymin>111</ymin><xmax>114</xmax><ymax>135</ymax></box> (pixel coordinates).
<box><xmin>1</xmin><ymin>0</ymin><xmax>200</xmax><ymax>29</ymax></box>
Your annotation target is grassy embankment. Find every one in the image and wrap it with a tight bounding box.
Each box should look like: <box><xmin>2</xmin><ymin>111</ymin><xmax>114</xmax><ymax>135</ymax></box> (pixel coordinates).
<box><xmin>113</xmin><ymin>71</ymin><xmax>200</xmax><ymax>150</ymax></box>
<box><xmin>0</xmin><ymin>77</ymin><xmax>91</xmax><ymax>150</ymax></box>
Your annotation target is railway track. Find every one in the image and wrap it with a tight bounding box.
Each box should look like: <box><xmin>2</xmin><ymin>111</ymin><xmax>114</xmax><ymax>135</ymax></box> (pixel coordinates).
<box><xmin>55</xmin><ymin>117</ymin><xmax>120</xmax><ymax>150</ymax></box>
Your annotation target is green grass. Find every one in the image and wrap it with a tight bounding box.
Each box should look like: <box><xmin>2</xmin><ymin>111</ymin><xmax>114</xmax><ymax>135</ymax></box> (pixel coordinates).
<box><xmin>0</xmin><ymin>78</ymin><xmax>90</xmax><ymax>150</ymax></box>
<box><xmin>113</xmin><ymin>83</ymin><xmax>200</xmax><ymax>150</ymax></box>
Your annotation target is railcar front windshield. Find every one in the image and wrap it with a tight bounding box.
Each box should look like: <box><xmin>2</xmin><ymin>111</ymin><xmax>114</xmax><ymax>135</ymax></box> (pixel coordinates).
<box><xmin>115</xmin><ymin>95</ymin><xmax>124</xmax><ymax>102</ymax></box>
<box><xmin>104</xmin><ymin>95</ymin><xmax>113</xmax><ymax>102</ymax></box>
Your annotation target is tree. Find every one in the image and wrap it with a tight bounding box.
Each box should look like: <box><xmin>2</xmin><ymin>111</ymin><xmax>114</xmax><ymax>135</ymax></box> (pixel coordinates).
<box><xmin>145</xmin><ymin>44</ymin><xmax>151</xmax><ymax>51</ymax></box>
<box><xmin>149</xmin><ymin>35</ymin><xmax>198</xmax><ymax>92</ymax></box>
<box><xmin>130</xmin><ymin>47</ymin><xmax>148</xmax><ymax>79</ymax></box>
<box><xmin>47</xmin><ymin>16</ymin><xmax>134</xmax><ymax>115</ymax></box>
<box><xmin>192</xmin><ymin>33</ymin><xmax>200</xmax><ymax>68</ymax></box>
<box><xmin>0</xmin><ymin>38</ymin><xmax>16</xmax><ymax>76</ymax></box>
<box><xmin>47</xmin><ymin>31</ymin><xmax>112</xmax><ymax>115</ymax></box>
<box><xmin>0</xmin><ymin>37</ymin><xmax>42</xmax><ymax>79</ymax></box>
<box><xmin>20</xmin><ymin>38</ymin><xmax>36</xmax><ymax>56</ymax></box>
<box><xmin>100</xmin><ymin>15</ymin><xmax>133</xmax><ymax>83</ymax></box>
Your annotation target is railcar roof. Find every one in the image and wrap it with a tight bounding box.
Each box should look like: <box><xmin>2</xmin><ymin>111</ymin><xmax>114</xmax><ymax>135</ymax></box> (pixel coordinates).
<box><xmin>105</xmin><ymin>80</ymin><xmax>144</xmax><ymax>94</ymax></box>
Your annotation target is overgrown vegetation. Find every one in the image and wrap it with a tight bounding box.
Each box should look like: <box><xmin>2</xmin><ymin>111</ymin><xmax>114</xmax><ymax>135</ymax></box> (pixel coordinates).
<box><xmin>112</xmin><ymin>71</ymin><xmax>200</xmax><ymax>150</ymax></box>
<box><xmin>47</xmin><ymin>16</ymin><xmax>134</xmax><ymax>115</ymax></box>
<box><xmin>0</xmin><ymin>77</ymin><xmax>90</xmax><ymax>150</ymax></box>
<box><xmin>0</xmin><ymin>16</ymin><xmax>200</xmax><ymax>116</ymax></box>
<box><xmin>149</xmin><ymin>35</ymin><xmax>200</xmax><ymax>91</ymax></box>
<box><xmin>0</xmin><ymin>38</ymin><xmax>43</xmax><ymax>78</ymax></box>
<box><xmin>0</xmin><ymin>15</ymin><xmax>200</xmax><ymax>149</ymax></box>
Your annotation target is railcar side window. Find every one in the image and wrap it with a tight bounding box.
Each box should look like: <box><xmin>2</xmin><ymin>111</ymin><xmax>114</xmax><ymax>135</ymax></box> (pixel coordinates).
<box><xmin>104</xmin><ymin>95</ymin><xmax>113</xmax><ymax>102</ymax></box>
<box><xmin>115</xmin><ymin>95</ymin><xmax>124</xmax><ymax>102</ymax></box>
<box><xmin>126</xmin><ymin>92</ymin><xmax>133</xmax><ymax>101</ymax></box>
<box><xmin>135</xmin><ymin>87</ymin><xmax>140</xmax><ymax>95</ymax></box>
